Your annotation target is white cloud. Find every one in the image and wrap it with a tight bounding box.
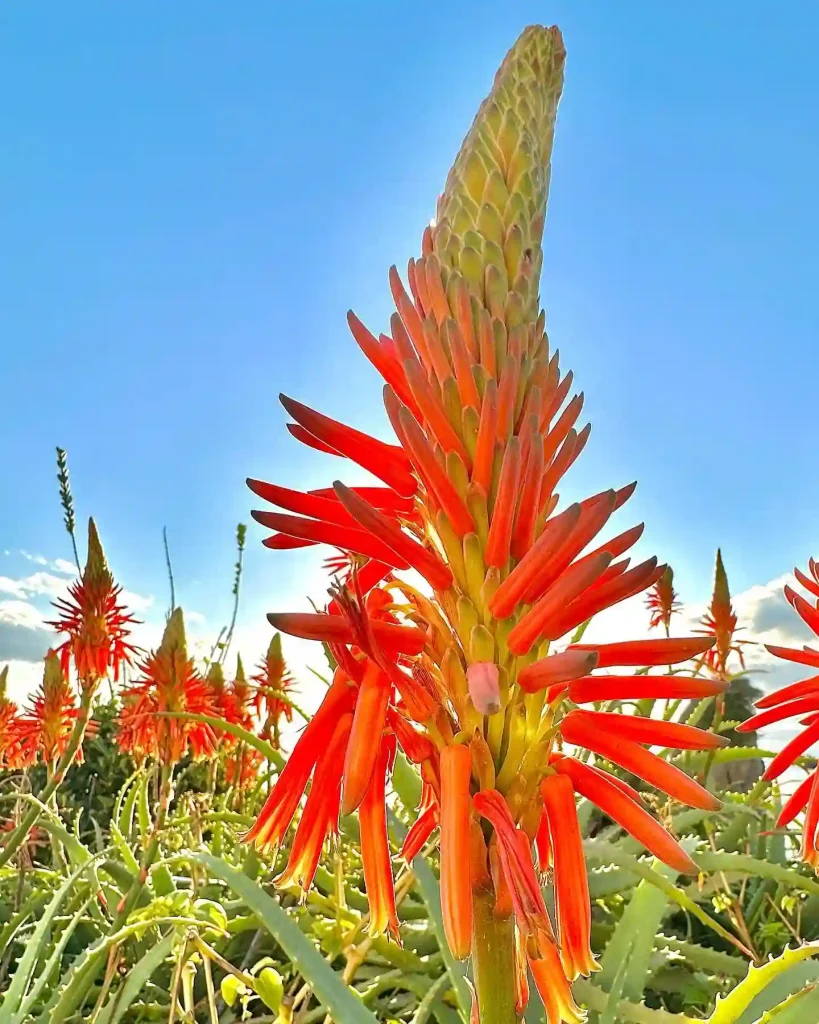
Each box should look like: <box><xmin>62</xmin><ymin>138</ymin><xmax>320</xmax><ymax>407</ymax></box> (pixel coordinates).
<box><xmin>121</xmin><ymin>590</ymin><xmax>155</xmax><ymax>614</ymax></box>
<box><xmin>0</xmin><ymin>577</ymin><xmax>26</xmax><ymax>599</ymax></box>
<box><xmin>0</xmin><ymin>600</ymin><xmax>47</xmax><ymax>629</ymax></box>
<box><xmin>53</xmin><ymin>558</ymin><xmax>78</xmax><ymax>576</ymax></box>
<box><xmin>21</xmin><ymin>551</ymin><xmax>49</xmax><ymax>566</ymax></box>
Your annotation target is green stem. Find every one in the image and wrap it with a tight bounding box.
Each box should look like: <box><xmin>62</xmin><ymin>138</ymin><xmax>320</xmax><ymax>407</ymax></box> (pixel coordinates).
<box><xmin>0</xmin><ymin>686</ymin><xmax>94</xmax><ymax>868</ymax></box>
<box><xmin>472</xmin><ymin>889</ymin><xmax>518</xmax><ymax>1024</ymax></box>
<box><xmin>112</xmin><ymin>763</ymin><xmax>173</xmax><ymax>925</ymax></box>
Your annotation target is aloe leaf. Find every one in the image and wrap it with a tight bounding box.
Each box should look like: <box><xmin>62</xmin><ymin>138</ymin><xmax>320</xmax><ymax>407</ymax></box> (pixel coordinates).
<box><xmin>596</xmin><ymin>851</ymin><xmax>692</xmax><ymax>1005</ymax></box>
<box><xmin>188</xmin><ymin>851</ymin><xmax>379</xmax><ymax>1023</ymax></box>
<box><xmin>0</xmin><ymin>853</ymin><xmax>101</xmax><ymax>1024</ymax></box>
<box><xmin>654</xmin><ymin>935</ymin><xmax>746</xmax><ymax>978</ymax></box>
<box><xmin>694</xmin><ymin>852</ymin><xmax>819</xmax><ymax>897</ymax></box>
<box><xmin>94</xmin><ymin>932</ymin><xmax>175</xmax><ymax>1024</ymax></box>
<box><xmin>583</xmin><ymin>839</ymin><xmax>752</xmax><ymax>956</ymax></box>
<box><xmin>754</xmin><ymin>983</ymin><xmax>819</xmax><ymax>1023</ymax></box>
<box><xmin>13</xmin><ymin>898</ymin><xmax>94</xmax><ymax>1024</ymax></box>
<box><xmin>39</xmin><ymin>916</ymin><xmax>219</xmax><ymax>1024</ymax></box>
<box><xmin>410</xmin><ymin>973</ymin><xmax>450</xmax><ymax>1024</ymax></box>
<box><xmin>705</xmin><ymin>944</ymin><xmax>819</xmax><ymax>1024</ymax></box>
<box><xmin>573</xmin><ymin>977</ymin><xmax>695</xmax><ymax>1023</ymax></box>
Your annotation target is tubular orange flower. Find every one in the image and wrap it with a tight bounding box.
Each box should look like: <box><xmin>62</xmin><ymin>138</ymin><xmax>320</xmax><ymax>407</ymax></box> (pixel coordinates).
<box><xmin>528</xmin><ymin>942</ymin><xmax>585</xmax><ymax>1024</ymax></box>
<box><xmin>243</xmin><ymin>25</ymin><xmax>722</xmax><ymax>1020</ymax></box>
<box><xmin>540</xmin><ymin>774</ymin><xmax>597</xmax><ymax>979</ymax></box>
<box><xmin>14</xmin><ymin>652</ymin><xmax>87</xmax><ymax>769</ymax></box>
<box><xmin>473</xmin><ymin>790</ymin><xmax>553</xmax><ymax>955</ymax></box>
<box><xmin>277</xmin><ymin>711</ymin><xmax>353</xmax><ymax>892</ymax></box>
<box><xmin>360</xmin><ymin>733</ymin><xmax>400</xmax><ymax>938</ymax></box>
<box><xmin>251</xmin><ymin>634</ymin><xmax>296</xmax><ymax>747</ymax></box>
<box><xmin>48</xmin><ymin>519</ymin><xmax>137</xmax><ymax>690</ymax></box>
<box><xmin>342</xmin><ymin>659</ymin><xmax>392</xmax><ymax>814</ymax></box>
<box><xmin>440</xmin><ymin>744</ymin><xmax>473</xmax><ymax>959</ymax></box>
<box><xmin>116</xmin><ymin>609</ymin><xmax>218</xmax><ymax>765</ymax></box>
<box><xmin>245</xmin><ymin>670</ymin><xmax>356</xmax><ymax>852</ymax></box>
<box><xmin>553</xmin><ymin>755</ymin><xmax>697</xmax><ymax>874</ymax></box>
<box><xmin>561</xmin><ymin>711</ymin><xmax>720</xmax><ymax>810</ymax></box>
<box><xmin>646</xmin><ymin>565</ymin><xmax>680</xmax><ymax>634</ymax></box>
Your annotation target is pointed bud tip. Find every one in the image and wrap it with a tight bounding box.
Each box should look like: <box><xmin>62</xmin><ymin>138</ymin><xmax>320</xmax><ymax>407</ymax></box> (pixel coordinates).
<box><xmin>159</xmin><ymin>607</ymin><xmax>187</xmax><ymax>657</ymax></box>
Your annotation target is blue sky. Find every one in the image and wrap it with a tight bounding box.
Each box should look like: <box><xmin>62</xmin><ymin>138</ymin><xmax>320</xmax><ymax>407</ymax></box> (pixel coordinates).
<box><xmin>3</xmin><ymin>2</ymin><xmax>819</xmax><ymax>694</ymax></box>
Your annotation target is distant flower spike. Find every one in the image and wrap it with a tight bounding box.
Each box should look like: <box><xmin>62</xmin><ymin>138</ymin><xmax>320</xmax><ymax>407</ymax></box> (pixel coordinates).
<box><xmin>697</xmin><ymin>549</ymin><xmax>750</xmax><ymax>679</ymax></box>
<box><xmin>48</xmin><ymin>518</ymin><xmax>137</xmax><ymax>690</ymax></box>
<box><xmin>243</xmin><ymin>24</ymin><xmax>719</xmax><ymax>1021</ymax></box>
<box><xmin>116</xmin><ymin>609</ymin><xmax>217</xmax><ymax>765</ymax></box>
<box><xmin>14</xmin><ymin>652</ymin><xmax>89</xmax><ymax>769</ymax></box>
<box><xmin>646</xmin><ymin>565</ymin><xmax>680</xmax><ymax>634</ymax></box>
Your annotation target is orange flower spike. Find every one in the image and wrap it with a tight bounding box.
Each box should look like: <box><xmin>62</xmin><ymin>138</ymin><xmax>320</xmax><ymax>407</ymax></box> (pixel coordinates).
<box><xmin>14</xmin><ymin>652</ymin><xmax>81</xmax><ymax>769</ymax></box>
<box><xmin>440</xmin><ymin>744</ymin><xmax>473</xmax><ymax>959</ymax></box>
<box><xmin>699</xmin><ymin>549</ymin><xmax>747</xmax><ymax>678</ymax></box>
<box><xmin>117</xmin><ymin>610</ymin><xmax>218</xmax><ymax>766</ymax></box>
<box><xmin>278</xmin><ymin>713</ymin><xmax>353</xmax><ymax>893</ymax></box>
<box><xmin>528</xmin><ymin>942</ymin><xmax>585</xmax><ymax>1024</ymax></box>
<box><xmin>359</xmin><ymin>734</ymin><xmax>400</xmax><ymax>939</ymax></box>
<box><xmin>646</xmin><ymin>566</ymin><xmax>680</xmax><ymax>634</ymax></box>
<box><xmin>561</xmin><ymin>711</ymin><xmax>720</xmax><ymax>811</ymax></box>
<box><xmin>540</xmin><ymin>774</ymin><xmax>598</xmax><ymax>979</ymax></box>
<box><xmin>48</xmin><ymin>518</ymin><xmax>137</xmax><ymax>690</ymax></box>
<box><xmin>341</xmin><ymin>660</ymin><xmax>393</xmax><ymax>815</ymax></box>
<box><xmin>0</xmin><ymin>667</ymin><xmax>21</xmax><ymax>770</ymax></box>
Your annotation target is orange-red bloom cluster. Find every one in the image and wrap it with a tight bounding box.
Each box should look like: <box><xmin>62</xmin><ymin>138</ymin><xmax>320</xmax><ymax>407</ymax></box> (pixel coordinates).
<box><xmin>48</xmin><ymin>519</ymin><xmax>137</xmax><ymax>690</ymax></box>
<box><xmin>740</xmin><ymin>558</ymin><xmax>819</xmax><ymax>868</ymax></box>
<box><xmin>243</xmin><ymin>25</ymin><xmax>723</xmax><ymax>1021</ymax></box>
<box><xmin>646</xmin><ymin>566</ymin><xmax>680</xmax><ymax>634</ymax></box>
<box><xmin>117</xmin><ymin>609</ymin><xmax>218</xmax><ymax>765</ymax></box>
<box><xmin>12</xmin><ymin>652</ymin><xmax>89</xmax><ymax>769</ymax></box>
<box><xmin>697</xmin><ymin>549</ymin><xmax>749</xmax><ymax>679</ymax></box>
<box><xmin>251</xmin><ymin>634</ymin><xmax>295</xmax><ymax>747</ymax></box>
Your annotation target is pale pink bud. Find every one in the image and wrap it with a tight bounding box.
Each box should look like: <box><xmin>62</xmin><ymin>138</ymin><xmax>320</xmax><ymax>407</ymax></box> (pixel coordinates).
<box><xmin>468</xmin><ymin>662</ymin><xmax>501</xmax><ymax>715</ymax></box>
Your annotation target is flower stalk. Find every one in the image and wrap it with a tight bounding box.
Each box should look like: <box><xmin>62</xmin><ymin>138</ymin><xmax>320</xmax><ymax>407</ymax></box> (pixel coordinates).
<box><xmin>471</xmin><ymin>887</ymin><xmax>518</xmax><ymax>1024</ymax></box>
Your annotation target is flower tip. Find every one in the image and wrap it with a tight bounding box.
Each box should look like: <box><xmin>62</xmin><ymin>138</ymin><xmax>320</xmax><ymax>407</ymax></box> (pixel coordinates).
<box><xmin>159</xmin><ymin>607</ymin><xmax>187</xmax><ymax>657</ymax></box>
<box><xmin>84</xmin><ymin>517</ymin><xmax>110</xmax><ymax>582</ymax></box>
